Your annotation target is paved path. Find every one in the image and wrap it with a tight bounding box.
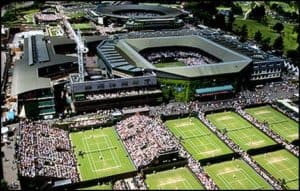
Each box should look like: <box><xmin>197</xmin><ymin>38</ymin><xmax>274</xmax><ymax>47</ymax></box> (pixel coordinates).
<box><xmin>1</xmin><ymin>123</ymin><xmax>21</xmax><ymax>190</ymax></box>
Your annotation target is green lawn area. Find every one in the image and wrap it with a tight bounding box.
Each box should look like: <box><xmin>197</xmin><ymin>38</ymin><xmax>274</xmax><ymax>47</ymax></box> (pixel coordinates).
<box><xmin>269</xmin><ymin>2</ymin><xmax>298</xmax><ymax>13</ymax></box>
<box><xmin>145</xmin><ymin>167</ymin><xmax>204</xmax><ymax>190</ymax></box>
<box><xmin>155</xmin><ymin>61</ymin><xmax>186</xmax><ymax>68</ymax></box>
<box><xmin>71</xmin><ymin>23</ymin><xmax>93</xmax><ymax>30</ymax></box>
<box><xmin>165</xmin><ymin>117</ymin><xmax>233</xmax><ymax>160</ymax></box>
<box><xmin>69</xmin><ymin>127</ymin><xmax>136</xmax><ymax>181</ymax></box>
<box><xmin>69</xmin><ymin>12</ymin><xmax>85</xmax><ymax>19</ymax></box>
<box><xmin>204</xmin><ymin>159</ymin><xmax>272</xmax><ymax>190</ymax></box>
<box><xmin>245</xmin><ymin>105</ymin><xmax>298</xmax><ymax>143</ymax></box>
<box><xmin>206</xmin><ymin>111</ymin><xmax>276</xmax><ymax>151</ymax></box>
<box><xmin>233</xmin><ymin>16</ymin><xmax>298</xmax><ymax>53</ymax></box>
<box><xmin>253</xmin><ymin>149</ymin><xmax>299</xmax><ymax>190</ymax></box>
<box><xmin>24</xmin><ymin>14</ymin><xmax>34</xmax><ymax>23</ymax></box>
<box><xmin>47</xmin><ymin>26</ymin><xmax>63</xmax><ymax>36</ymax></box>
<box><xmin>76</xmin><ymin>183</ymin><xmax>112</xmax><ymax>190</ymax></box>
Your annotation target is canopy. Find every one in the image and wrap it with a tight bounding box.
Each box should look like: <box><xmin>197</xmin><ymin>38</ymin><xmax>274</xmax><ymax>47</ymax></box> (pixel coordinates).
<box><xmin>195</xmin><ymin>84</ymin><xmax>234</xmax><ymax>95</ymax></box>
<box><xmin>1</xmin><ymin>127</ymin><xmax>9</xmax><ymax>135</ymax></box>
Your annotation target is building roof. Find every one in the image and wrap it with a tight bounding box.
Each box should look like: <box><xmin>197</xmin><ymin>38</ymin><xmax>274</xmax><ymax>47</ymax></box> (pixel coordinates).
<box><xmin>116</xmin><ymin>35</ymin><xmax>252</xmax><ymax>78</ymax></box>
<box><xmin>12</xmin><ymin>36</ymin><xmax>78</xmax><ymax>96</ymax></box>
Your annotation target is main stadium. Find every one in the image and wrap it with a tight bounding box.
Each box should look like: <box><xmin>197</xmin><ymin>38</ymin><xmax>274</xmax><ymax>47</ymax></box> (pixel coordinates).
<box><xmin>1</xmin><ymin>1</ymin><xmax>299</xmax><ymax>191</ymax></box>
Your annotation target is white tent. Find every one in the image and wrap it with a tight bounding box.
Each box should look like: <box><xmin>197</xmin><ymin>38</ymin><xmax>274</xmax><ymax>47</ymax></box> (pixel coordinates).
<box><xmin>19</xmin><ymin>105</ymin><xmax>26</xmax><ymax>119</ymax></box>
<box><xmin>1</xmin><ymin>126</ymin><xmax>8</xmax><ymax>135</ymax></box>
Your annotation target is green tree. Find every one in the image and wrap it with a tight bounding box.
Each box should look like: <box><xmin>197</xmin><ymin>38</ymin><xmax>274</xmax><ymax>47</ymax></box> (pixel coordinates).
<box><xmin>1</xmin><ymin>179</ymin><xmax>8</xmax><ymax>191</ymax></box>
<box><xmin>215</xmin><ymin>14</ymin><xmax>226</xmax><ymax>30</ymax></box>
<box><xmin>273</xmin><ymin>36</ymin><xmax>284</xmax><ymax>50</ymax></box>
<box><xmin>249</xmin><ymin>5</ymin><xmax>266</xmax><ymax>22</ymax></box>
<box><xmin>273</xmin><ymin>22</ymin><xmax>284</xmax><ymax>33</ymax></box>
<box><xmin>231</xmin><ymin>3</ymin><xmax>243</xmax><ymax>15</ymax></box>
<box><xmin>261</xmin><ymin>37</ymin><xmax>271</xmax><ymax>51</ymax></box>
<box><xmin>254</xmin><ymin>30</ymin><xmax>262</xmax><ymax>42</ymax></box>
<box><xmin>227</xmin><ymin>11</ymin><xmax>235</xmax><ymax>31</ymax></box>
<box><xmin>239</xmin><ymin>24</ymin><xmax>248</xmax><ymax>42</ymax></box>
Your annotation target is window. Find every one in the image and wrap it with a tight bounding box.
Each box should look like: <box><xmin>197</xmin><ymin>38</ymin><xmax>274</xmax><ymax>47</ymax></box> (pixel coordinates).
<box><xmin>85</xmin><ymin>86</ymin><xmax>92</xmax><ymax>90</ymax></box>
<box><xmin>97</xmin><ymin>84</ymin><xmax>104</xmax><ymax>89</ymax></box>
<box><xmin>133</xmin><ymin>80</ymin><xmax>139</xmax><ymax>85</ymax></box>
<box><xmin>109</xmin><ymin>83</ymin><xmax>116</xmax><ymax>88</ymax></box>
<box><xmin>121</xmin><ymin>81</ymin><xmax>128</xmax><ymax>87</ymax></box>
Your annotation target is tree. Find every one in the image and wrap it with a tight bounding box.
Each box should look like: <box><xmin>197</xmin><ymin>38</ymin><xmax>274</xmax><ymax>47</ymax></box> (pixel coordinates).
<box><xmin>215</xmin><ymin>14</ymin><xmax>226</xmax><ymax>30</ymax></box>
<box><xmin>249</xmin><ymin>5</ymin><xmax>266</xmax><ymax>22</ymax></box>
<box><xmin>239</xmin><ymin>24</ymin><xmax>248</xmax><ymax>42</ymax></box>
<box><xmin>273</xmin><ymin>22</ymin><xmax>284</xmax><ymax>33</ymax></box>
<box><xmin>273</xmin><ymin>36</ymin><xmax>284</xmax><ymax>50</ymax></box>
<box><xmin>231</xmin><ymin>3</ymin><xmax>243</xmax><ymax>15</ymax></box>
<box><xmin>227</xmin><ymin>11</ymin><xmax>235</xmax><ymax>31</ymax></box>
<box><xmin>1</xmin><ymin>179</ymin><xmax>8</xmax><ymax>191</ymax></box>
<box><xmin>254</xmin><ymin>30</ymin><xmax>262</xmax><ymax>42</ymax></box>
<box><xmin>297</xmin><ymin>18</ymin><xmax>300</xmax><ymax>53</ymax></box>
<box><xmin>184</xmin><ymin>1</ymin><xmax>220</xmax><ymax>26</ymax></box>
<box><xmin>261</xmin><ymin>37</ymin><xmax>271</xmax><ymax>51</ymax></box>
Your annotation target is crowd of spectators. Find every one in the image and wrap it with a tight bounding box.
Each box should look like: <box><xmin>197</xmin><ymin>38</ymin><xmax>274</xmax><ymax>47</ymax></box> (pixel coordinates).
<box><xmin>85</xmin><ymin>89</ymin><xmax>161</xmax><ymax>101</ymax></box>
<box><xmin>116</xmin><ymin>11</ymin><xmax>162</xmax><ymax>18</ymax></box>
<box><xmin>175</xmin><ymin>136</ymin><xmax>218</xmax><ymax>189</ymax></box>
<box><xmin>17</xmin><ymin>120</ymin><xmax>79</xmax><ymax>182</ymax></box>
<box><xmin>56</xmin><ymin>109</ymin><xmax>114</xmax><ymax>130</ymax></box>
<box><xmin>115</xmin><ymin>114</ymin><xmax>178</xmax><ymax>168</ymax></box>
<box><xmin>143</xmin><ymin>49</ymin><xmax>217</xmax><ymax>66</ymax></box>
<box><xmin>113</xmin><ymin>174</ymin><xmax>147</xmax><ymax>190</ymax></box>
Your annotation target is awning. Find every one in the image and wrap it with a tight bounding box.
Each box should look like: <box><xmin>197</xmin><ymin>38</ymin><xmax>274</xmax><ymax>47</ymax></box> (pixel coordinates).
<box><xmin>19</xmin><ymin>105</ymin><xmax>27</xmax><ymax>119</ymax></box>
<box><xmin>39</xmin><ymin>108</ymin><xmax>56</xmax><ymax>116</ymax></box>
<box><xmin>1</xmin><ymin>127</ymin><xmax>9</xmax><ymax>135</ymax></box>
<box><xmin>195</xmin><ymin>84</ymin><xmax>234</xmax><ymax>95</ymax></box>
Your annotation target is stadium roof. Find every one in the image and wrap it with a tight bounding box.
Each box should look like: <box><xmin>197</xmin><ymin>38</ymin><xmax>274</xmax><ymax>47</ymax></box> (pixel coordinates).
<box><xmin>95</xmin><ymin>4</ymin><xmax>185</xmax><ymax>19</ymax></box>
<box><xmin>115</xmin><ymin>35</ymin><xmax>252</xmax><ymax>78</ymax></box>
<box><xmin>12</xmin><ymin>36</ymin><xmax>78</xmax><ymax>96</ymax></box>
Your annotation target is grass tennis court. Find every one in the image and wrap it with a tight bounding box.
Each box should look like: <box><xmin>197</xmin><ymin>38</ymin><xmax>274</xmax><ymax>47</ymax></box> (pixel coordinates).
<box><xmin>70</xmin><ymin>127</ymin><xmax>136</xmax><ymax>181</ymax></box>
<box><xmin>71</xmin><ymin>23</ymin><xmax>94</xmax><ymax>30</ymax></box>
<box><xmin>155</xmin><ymin>61</ymin><xmax>186</xmax><ymax>68</ymax></box>
<box><xmin>245</xmin><ymin>105</ymin><xmax>298</xmax><ymax>142</ymax></box>
<box><xmin>206</xmin><ymin>111</ymin><xmax>276</xmax><ymax>151</ymax></box>
<box><xmin>145</xmin><ymin>167</ymin><xmax>204</xmax><ymax>190</ymax></box>
<box><xmin>253</xmin><ymin>149</ymin><xmax>299</xmax><ymax>190</ymax></box>
<box><xmin>204</xmin><ymin>159</ymin><xmax>272</xmax><ymax>190</ymax></box>
<box><xmin>165</xmin><ymin>117</ymin><xmax>233</xmax><ymax>160</ymax></box>
<box><xmin>77</xmin><ymin>183</ymin><xmax>112</xmax><ymax>190</ymax></box>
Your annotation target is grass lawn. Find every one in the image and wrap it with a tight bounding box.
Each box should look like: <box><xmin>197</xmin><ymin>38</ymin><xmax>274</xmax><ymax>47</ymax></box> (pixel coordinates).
<box><xmin>24</xmin><ymin>14</ymin><xmax>34</xmax><ymax>23</ymax></box>
<box><xmin>204</xmin><ymin>159</ymin><xmax>272</xmax><ymax>190</ymax></box>
<box><xmin>69</xmin><ymin>12</ymin><xmax>85</xmax><ymax>19</ymax></box>
<box><xmin>233</xmin><ymin>16</ymin><xmax>298</xmax><ymax>53</ymax></box>
<box><xmin>72</xmin><ymin>23</ymin><xmax>93</xmax><ymax>30</ymax></box>
<box><xmin>76</xmin><ymin>183</ymin><xmax>112</xmax><ymax>190</ymax></box>
<box><xmin>253</xmin><ymin>149</ymin><xmax>299</xmax><ymax>190</ymax></box>
<box><xmin>145</xmin><ymin>167</ymin><xmax>204</xmax><ymax>190</ymax></box>
<box><xmin>165</xmin><ymin>117</ymin><xmax>233</xmax><ymax>160</ymax></box>
<box><xmin>245</xmin><ymin>105</ymin><xmax>298</xmax><ymax>143</ymax></box>
<box><xmin>206</xmin><ymin>111</ymin><xmax>276</xmax><ymax>151</ymax></box>
<box><xmin>155</xmin><ymin>61</ymin><xmax>186</xmax><ymax>68</ymax></box>
<box><xmin>70</xmin><ymin>127</ymin><xmax>136</xmax><ymax>181</ymax></box>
